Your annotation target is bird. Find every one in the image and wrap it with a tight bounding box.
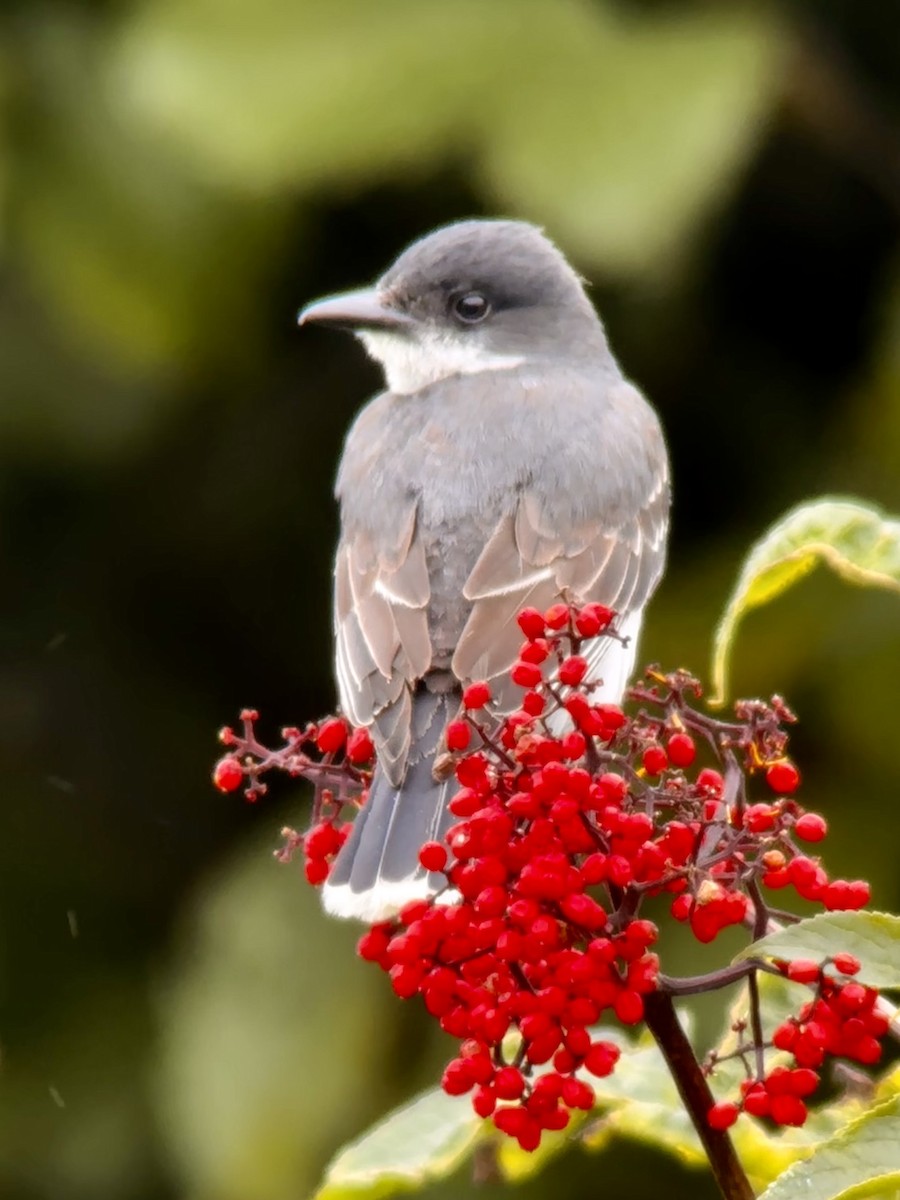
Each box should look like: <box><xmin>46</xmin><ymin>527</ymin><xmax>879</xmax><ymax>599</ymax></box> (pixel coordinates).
<box><xmin>298</xmin><ymin>219</ymin><xmax>670</xmax><ymax>922</ymax></box>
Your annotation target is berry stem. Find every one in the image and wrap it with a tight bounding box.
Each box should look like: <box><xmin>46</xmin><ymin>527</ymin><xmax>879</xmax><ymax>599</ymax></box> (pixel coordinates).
<box><xmin>747</xmin><ymin>970</ymin><xmax>766</xmax><ymax>1080</ymax></box>
<box><xmin>642</xmin><ymin>992</ymin><xmax>754</xmax><ymax>1200</ymax></box>
<box><xmin>659</xmin><ymin>959</ymin><xmax>773</xmax><ymax>997</ymax></box>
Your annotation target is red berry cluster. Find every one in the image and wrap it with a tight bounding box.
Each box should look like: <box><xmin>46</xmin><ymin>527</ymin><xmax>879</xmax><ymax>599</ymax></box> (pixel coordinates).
<box><xmin>214</xmin><ymin>602</ymin><xmax>886</xmax><ymax>1152</ymax></box>
<box><xmin>708</xmin><ymin>951</ymin><xmax>889</xmax><ymax>1130</ymax></box>
<box><xmin>212</xmin><ymin>709</ymin><xmax>374</xmax><ymax>881</ymax></box>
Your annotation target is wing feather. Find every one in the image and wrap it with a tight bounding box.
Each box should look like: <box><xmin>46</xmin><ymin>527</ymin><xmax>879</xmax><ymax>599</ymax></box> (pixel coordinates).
<box><xmin>334</xmin><ymin>506</ymin><xmax>432</xmax><ymax>785</ymax></box>
<box><xmin>453</xmin><ymin>460</ymin><xmax>669</xmax><ymax>702</ymax></box>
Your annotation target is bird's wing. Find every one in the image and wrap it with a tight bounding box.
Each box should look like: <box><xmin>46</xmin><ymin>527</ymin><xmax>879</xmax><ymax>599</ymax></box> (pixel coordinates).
<box><xmin>334</xmin><ymin>502</ymin><xmax>432</xmax><ymax>783</ymax></box>
<box><xmin>452</xmin><ymin>402</ymin><xmax>669</xmax><ymax>705</ymax></box>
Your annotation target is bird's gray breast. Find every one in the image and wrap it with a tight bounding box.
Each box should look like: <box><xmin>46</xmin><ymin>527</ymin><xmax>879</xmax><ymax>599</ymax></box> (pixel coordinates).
<box><xmin>336</xmin><ymin>362</ymin><xmax>627</xmax><ymax>660</ymax></box>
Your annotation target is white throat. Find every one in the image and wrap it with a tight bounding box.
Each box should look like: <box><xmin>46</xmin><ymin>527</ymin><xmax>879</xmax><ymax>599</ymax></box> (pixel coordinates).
<box><xmin>358</xmin><ymin>328</ymin><xmax>525</xmax><ymax>395</ymax></box>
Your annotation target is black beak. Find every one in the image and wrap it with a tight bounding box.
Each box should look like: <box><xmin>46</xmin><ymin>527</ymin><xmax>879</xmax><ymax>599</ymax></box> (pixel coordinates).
<box><xmin>297</xmin><ymin>288</ymin><xmax>414</xmax><ymax>331</ymax></box>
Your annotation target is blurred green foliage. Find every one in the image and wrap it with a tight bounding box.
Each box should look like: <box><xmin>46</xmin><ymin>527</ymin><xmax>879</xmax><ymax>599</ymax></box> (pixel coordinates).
<box><xmin>0</xmin><ymin>0</ymin><xmax>899</xmax><ymax>1198</ymax></box>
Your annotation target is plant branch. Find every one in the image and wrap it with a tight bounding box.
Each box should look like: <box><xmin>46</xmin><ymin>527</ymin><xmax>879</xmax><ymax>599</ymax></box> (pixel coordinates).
<box><xmin>643</xmin><ymin>992</ymin><xmax>755</xmax><ymax>1200</ymax></box>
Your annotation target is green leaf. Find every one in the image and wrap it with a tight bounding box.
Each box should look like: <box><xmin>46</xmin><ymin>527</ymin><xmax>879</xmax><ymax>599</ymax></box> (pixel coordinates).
<box><xmin>314</xmin><ymin>1089</ymin><xmax>481</xmax><ymax>1200</ymax></box>
<box><xmin>758</xmin><ymin>1095</ymin><xmax>900</xmax><ymax>1200</ymax></box>
<box><xmin>111</xmin><ymin>0</ymin><xmax>781</xmax><ymax>277</ymax></box>
<box><xmin>711</xmin><ymin>497</ymin><xmax>900</xmax><ymax>703</ymax></box>
<box><xmin>579</xmin><ymin>1021</ymin><xmax>707</xmax><ymax>1166</ymax></box>
<box><xmin>736</xmin><ymin>912</ymin><xmax>900</xmax><ymax>990</ymax></box>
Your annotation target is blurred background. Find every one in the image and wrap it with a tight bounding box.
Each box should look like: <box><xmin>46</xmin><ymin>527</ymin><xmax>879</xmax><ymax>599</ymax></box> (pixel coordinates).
<box><xmin>1</xmin><ymin>0</ymin><xmax>899</xmax><ymax>1197</ymax></box>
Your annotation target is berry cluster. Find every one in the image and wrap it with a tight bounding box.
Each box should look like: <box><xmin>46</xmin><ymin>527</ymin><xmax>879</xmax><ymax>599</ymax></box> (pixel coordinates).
<box><xmin>213</xmin><ymin>601</ymin><xmax>885</xmax><ymax>1153</ymax></box>
<box><xmin>708</xmin><ymin>952</ymin><xmax>889</xmax><ymax>1130</ymax></box>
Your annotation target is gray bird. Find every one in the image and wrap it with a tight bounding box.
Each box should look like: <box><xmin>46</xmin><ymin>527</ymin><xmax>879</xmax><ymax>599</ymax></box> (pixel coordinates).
<box><xmin>299</xmin><ymin>219</ymin><xmax>670</xmax><ymax>922</ymax></box>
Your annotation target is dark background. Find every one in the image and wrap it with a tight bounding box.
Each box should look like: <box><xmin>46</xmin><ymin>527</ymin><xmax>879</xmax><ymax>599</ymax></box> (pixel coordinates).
<box><xmin>1</xmin><ymin>1</ymin><xmax>899</xmax><ymax>1197</ymax></box>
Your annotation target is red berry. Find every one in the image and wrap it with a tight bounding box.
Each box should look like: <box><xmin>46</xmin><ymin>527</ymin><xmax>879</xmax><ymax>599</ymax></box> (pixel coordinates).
<box><xmin>418</xmin><ymin>841</ymin><xmax>448</xmax><ymax>873</ymax></box>
<box><xmin>517</xmin><ymin>607</ymin><xmax>547</xmax><ymax>640</ymax></box>
<box><xmin>520</xmin><ymin>639</ymin><xmax>550</xmax><ymax>665</ymax></box>
<box><xmin>642</xmin><ymin>746</ymin><xmax>668</xmax><ymax>775</ymax></box>
<box><xmin>788</xmin><ymin>1068</ymin><xmax>819</xmax><ymax>1098</ymax></box>
<box><xmin>357</xmin><ymin>926</ymin><xmax>390</xmax><ymax>962</ymax></box>
<box><xmin>544</xmin><ymin>603</ymin><xmax>570</xmax><ymax>630</ymax></box>
<box><xmin>794</xmin><ymin>813</ymin><xmax>827</xmax><ymax>842</ymax></box>
<box><xmin>316</xmin><ymin>717</ymin><xmax>347</xmax><ymax>754</ymax></box>
<box><xmin>472</xmin><ymin>1086</ymin><xmax>496</xmax><ymax>1118</ymax></box>
<box><xmin>346</xmin><ymin>726</ymin><xmax>375</xmax><ymax>763</ymax></box>
<box><xmin>462</xmin><ymin>681</ymin><xmax>491</xmax><ymax>709</ymax></box>
<box><xmin>574</xmin><ymin>603</ymin><xmax>613</xmax><ymax>637</ymax></box>
<box><xmin>511</xmin><ymin>660</ymin><xmax>543</xmax><ymax>688</ymax></box>
<box><xmin>832</xmin><ymin>952</ymin><xmax>861</xmax><ymax>976</ymax></box>
<box><xmin>742</xmin><ymin>1084</ymin><xmax>770</xmax><ymax>1118</ymax></box>
<box><xmin>584</xmin><ymin>1041</ymin><xmax>620</xmax><ymax>1077</ymax></box>
<box><xmin>766</xmin><ymin>760</ymin><xmax>800</xmax><ymax>794</ymax></box>
<box><xmin>769</xmin><ymin>1094</ymin><xmax>807</xmax><ymax>1126</ymax></box>
<box><xmin>696</xmin><ymin>767</ymin><xmax>724</xmax><ymax>796</ymax></box>
<box><xmin>786</xmin><ymin>959</ymin><xmax>821</xmax><ymax>985</ymax></box>
<box><xmin>441</xmin><ymin>1059</ymin><xmax>474</xmax><ymax>1096</ymax></box>
<box><xmin>446</xmin><ymin>720</ymin><xmax>471</xmax><ymax>751</ymax></box>
<box><xmin>666</xmin><ymin>732</ymin><xmax>696</xmax><ymax>768</ymax></box>
<box><xmin>304</xmin><ymin>821</ymin><xmax>341</xmax><ymax>858</ymax></box>
<box><xmin>494</xmin><ymin>1067</ymin><xmax>525</xmax><ymax>1100</ymax></box>
<box><xmin>614</xmin><ymin>989</ymin><xmax>644</xmax><ymax>1025</ymax></box>
<box><xmin>559</xmin><ymin>655</ymin><xmax>588</xmax><ymax>686</ymax></box>
<box><xmin>560</xmin><ymin>1077</ymin><xmax>594</xmax><ymax>1110</ymax></box>
<box><xmin>304</xmin><ymin>859</ymin><xmax>329</xmax><ymax>885</ymax></box>
<box><xmin>707</xmin><ymin>1101</ymin><xmax>739</xmax><ymax>1130</ymax></box>
<box><xmin>213</xmin><ymin>756</ymin><xmax>244</xmax><ymax>793</ymax></box>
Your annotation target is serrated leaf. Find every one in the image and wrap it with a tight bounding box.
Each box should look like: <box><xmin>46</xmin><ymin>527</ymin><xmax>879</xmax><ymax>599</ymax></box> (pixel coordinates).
<box><xmin>736</xmin><ymin>912</ymin><xmax>900</xmax><ymax>990</ymax></box>
<box><xmin>314</xmin><ymin>1089</ymin><xmax>481</xmax><ymax>1200</ymax></box>
<box><xmin>711</xmin><ymin>497</ymin><xmax>900</xmax><ymax>703</ymax></box>
<box><xmin>758</xmin><ymin>1096</ymin><xmax>900</xmax><ymax>1200</ymax></box>
<box><xmin>833</xmin><ymin>1174</ymin><xmax>900</xmax><ymax>1200</ymax></box>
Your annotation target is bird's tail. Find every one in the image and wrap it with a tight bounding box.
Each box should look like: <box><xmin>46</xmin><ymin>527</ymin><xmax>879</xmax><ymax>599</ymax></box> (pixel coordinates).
<box><xmin>322</xmin><ymin>688</ymin><xmax>457</xmax><ymax>922</ymax></box>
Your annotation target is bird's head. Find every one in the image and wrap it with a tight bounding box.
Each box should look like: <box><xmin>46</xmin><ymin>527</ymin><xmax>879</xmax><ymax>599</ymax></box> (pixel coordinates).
<box><xmin>298</xmin><ymin>219</ymin><xmax>608</xmax><ymax>395</ymax></box>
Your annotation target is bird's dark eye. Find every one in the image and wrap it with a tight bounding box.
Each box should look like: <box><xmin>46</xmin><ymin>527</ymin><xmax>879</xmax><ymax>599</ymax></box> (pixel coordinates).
<box><xmin>452</xmin><ymin>292</ymin><xmax>491</xmax><ymax>324</ymax></box>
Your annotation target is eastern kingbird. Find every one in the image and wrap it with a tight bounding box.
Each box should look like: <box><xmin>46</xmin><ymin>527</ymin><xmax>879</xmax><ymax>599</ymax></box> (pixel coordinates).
<box><xmin>299</xmin><ymin>219</ymin><xmax>670</xmax><ymax>921</ymax></box>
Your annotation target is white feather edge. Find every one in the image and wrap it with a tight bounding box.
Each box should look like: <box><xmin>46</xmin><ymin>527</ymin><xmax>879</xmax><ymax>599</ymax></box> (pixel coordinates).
<box><xmin>322</xmin><ymin>877</ymin><xmax>460</xmax><ymax>922</ymax></box>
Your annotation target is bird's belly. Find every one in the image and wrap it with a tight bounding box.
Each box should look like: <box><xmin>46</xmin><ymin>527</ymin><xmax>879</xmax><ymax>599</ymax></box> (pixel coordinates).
<box><xmin>421</xmin><ymin>507</ymin><xmax>505</xmax><ymax>663</ymax></box>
